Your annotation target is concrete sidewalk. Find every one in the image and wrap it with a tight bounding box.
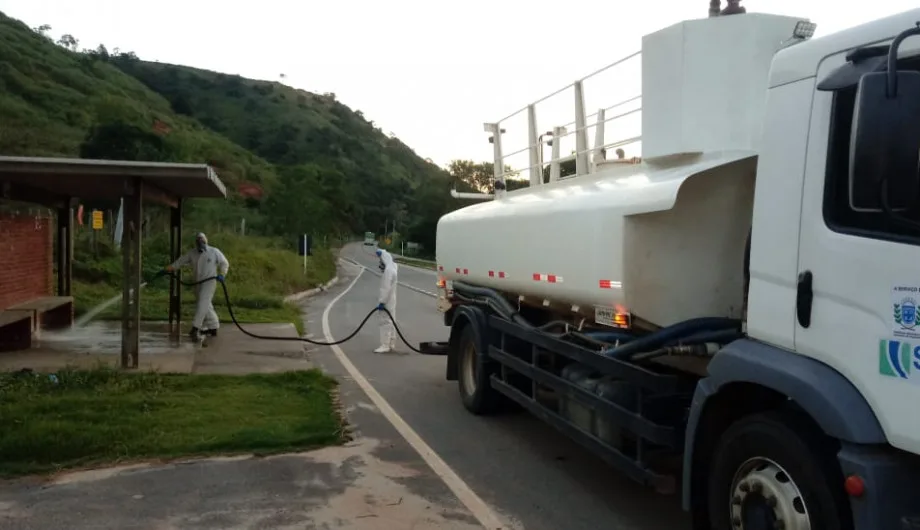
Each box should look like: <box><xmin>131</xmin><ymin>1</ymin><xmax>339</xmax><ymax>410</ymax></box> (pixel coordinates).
<box><xmin>0</xmin><ymin>437</ymin><xmax>481</xmax><ymax>530</ymax></box>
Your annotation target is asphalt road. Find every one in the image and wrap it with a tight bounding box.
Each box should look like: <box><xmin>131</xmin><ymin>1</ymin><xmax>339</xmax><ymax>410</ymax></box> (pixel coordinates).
<box><xmin>307</xmin><ymin>244</ymin><xmax>691</xmax><ymax>530</ymax></box>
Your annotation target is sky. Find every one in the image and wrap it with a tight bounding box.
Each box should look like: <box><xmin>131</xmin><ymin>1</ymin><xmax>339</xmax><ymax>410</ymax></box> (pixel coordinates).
<box><xmin>1</xmin><ymin>0</ymin><xmax>918</xmax><ymax>172</ymax></box>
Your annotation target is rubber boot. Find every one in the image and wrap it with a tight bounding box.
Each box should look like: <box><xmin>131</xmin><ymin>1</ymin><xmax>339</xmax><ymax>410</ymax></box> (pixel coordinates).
<box><xmin>189</xmin><ymin>327</ymin><xmax>201</xmax><ymax>340</ymax></box>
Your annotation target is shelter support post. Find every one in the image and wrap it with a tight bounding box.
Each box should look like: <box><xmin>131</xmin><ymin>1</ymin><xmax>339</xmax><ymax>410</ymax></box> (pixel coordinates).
<box><xmin>120</xmin><ymin>180</ymin><xmax>143</xmax><ymax>369</ymax></box>
<box><xmin>56</xmin><ymin>203</ymin><xmax>72</xmax><ymax>297</ymax></box>
<box><xmin>168</xmin><ymin>199</ymin><xmax>182</xmax><ymax>337</ymax></box>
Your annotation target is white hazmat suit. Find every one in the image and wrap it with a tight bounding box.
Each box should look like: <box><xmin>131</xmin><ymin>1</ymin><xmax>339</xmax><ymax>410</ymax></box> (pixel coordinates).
<box><xmin>168</xmin><ymin>233</ymin><xmax>230</xmax><ymax>338</ymax></box>
<box><xmin>375</xmin><ymin>249</ymin><xmax>398</xmax><ymax>353</ymax></box>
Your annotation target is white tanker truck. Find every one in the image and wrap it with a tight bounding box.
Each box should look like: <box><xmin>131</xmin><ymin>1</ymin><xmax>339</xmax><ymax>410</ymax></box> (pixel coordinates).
<box><xmin>434</xmin><ymin>7</ymin><xmax>920</xmax><ymax>530</ymax></box>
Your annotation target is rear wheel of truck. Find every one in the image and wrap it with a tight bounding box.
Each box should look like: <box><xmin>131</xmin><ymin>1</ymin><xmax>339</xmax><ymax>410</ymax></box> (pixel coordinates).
<box><xmin>457</xmin><ymin>324</ymin><xmax>500</xmax><ymax>415</ymax></box>
<box><xmin>707</xmin><ymin>410</ymin><xmax>852</xmax><ymax>530</ymax></box>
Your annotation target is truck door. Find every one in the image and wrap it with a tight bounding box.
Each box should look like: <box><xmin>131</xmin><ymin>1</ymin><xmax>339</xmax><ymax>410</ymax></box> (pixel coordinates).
<box><xmin>795</xmin><ymin>47</ymin><xmax>920</xmax><ymax>453</ymax></box>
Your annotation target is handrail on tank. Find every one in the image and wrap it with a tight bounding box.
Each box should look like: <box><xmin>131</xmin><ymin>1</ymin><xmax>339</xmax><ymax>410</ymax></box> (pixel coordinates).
<box><xmin>481</xmin><ymin>50</ymin><xmax>644</xmax><ymax>192</ymax></box>
<box><xmin>499</xmin><ymin>105</ymin><xmax>642</xmax><ymax>161</ymax></box>
<box><xmin>496</xmin><ymin>135</ymin><xmax>643</xmax><ymax>181</ymax></box>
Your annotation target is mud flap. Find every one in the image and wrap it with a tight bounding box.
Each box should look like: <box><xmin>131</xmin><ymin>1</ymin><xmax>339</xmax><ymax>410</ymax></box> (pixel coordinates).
<box><xmin>418</xmin><ymin>341</ymin><xmax>449</xmax><ymax>355</ymax></box>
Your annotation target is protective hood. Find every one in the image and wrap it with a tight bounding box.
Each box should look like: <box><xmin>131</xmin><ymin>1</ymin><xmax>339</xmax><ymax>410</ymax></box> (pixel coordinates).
<box><xmin>195</xmin><ymin>232</ymin><xmax>208</xmax><ymax>252</ymax></box>
<box><xmin>378</xmin><ymin>249</ymin><xmax>397</xmax><ymax>272</ymax></box>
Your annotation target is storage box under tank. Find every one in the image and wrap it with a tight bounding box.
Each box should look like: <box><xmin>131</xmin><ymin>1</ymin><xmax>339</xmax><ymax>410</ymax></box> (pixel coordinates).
<box><xmin>560</xmin><ymin>364</ymin><xmax>603</xmax><ymax>434</ymax></box>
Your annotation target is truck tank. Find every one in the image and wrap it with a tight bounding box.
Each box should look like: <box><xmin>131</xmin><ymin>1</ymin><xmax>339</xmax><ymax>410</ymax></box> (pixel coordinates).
<box><xmin>436</xmin><ymin>12</ymin><xmax>809</xmax><ymax>328</ymax></box>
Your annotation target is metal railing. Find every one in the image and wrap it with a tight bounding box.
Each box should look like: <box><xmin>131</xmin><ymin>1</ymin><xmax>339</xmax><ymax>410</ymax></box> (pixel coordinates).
<box><xmin>482</xmin><ymin>50</ymin><xmax>644</xmax><ymax>193</ymax></box>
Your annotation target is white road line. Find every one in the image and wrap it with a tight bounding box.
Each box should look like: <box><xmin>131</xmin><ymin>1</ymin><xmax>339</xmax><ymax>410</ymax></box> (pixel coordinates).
<box><xmin>321</xmin><ymin>265</ymin><xmax>507</xmax><ymax>530</ymax></box>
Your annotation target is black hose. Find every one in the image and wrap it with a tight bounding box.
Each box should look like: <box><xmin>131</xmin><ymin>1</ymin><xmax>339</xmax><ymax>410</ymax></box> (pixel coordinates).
<box><xmin>604</xmin><ymin>317</ymin><xmax>741</xmax><ymax>360</ymax></box>
<box><xmin>153</xmin><ymin>272</ymin><xmax>424</xmax><ymax>353</ymax></box>
<box><xmin>452</xmin><ymin>281</ymin><xmax>534</xmax><ymax>328</ymax></box>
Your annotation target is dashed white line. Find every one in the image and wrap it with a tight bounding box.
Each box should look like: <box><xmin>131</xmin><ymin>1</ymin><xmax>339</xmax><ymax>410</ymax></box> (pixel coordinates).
<box><xmin>321</xmin><ymin>264</ymin><xmax>507</xmax><ymax>530</ymax></box>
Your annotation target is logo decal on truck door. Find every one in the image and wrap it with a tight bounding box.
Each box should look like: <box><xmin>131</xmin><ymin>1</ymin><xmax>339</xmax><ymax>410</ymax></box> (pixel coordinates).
<box><xmin>879</xmin><ymin>339</ymin><xmax>920</xmax><ymax>383</ymax></box>
<box><xmin>892</xmin><ymin>286</ymin><xmax>920</xmax><ymax>339</ymax></box>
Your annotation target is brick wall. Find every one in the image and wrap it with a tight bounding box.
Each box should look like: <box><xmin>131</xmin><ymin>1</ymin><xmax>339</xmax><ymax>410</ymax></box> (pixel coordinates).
<box><xmin>0</xmin><ymin>211</ymin><xmax>53</xmax><ymax>310</ymax></box>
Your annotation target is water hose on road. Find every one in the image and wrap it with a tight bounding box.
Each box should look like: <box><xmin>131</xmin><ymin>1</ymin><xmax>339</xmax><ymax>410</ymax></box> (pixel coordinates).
<box><xmin>151</xmin><ymin>271</ymin><xmax>427</xmax><ymax>354</ymax></box>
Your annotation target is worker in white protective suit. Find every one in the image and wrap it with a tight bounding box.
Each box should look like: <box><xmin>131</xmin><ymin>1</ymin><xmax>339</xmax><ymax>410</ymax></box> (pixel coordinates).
<box><xmin>165</xmin><ymin>232</ymin><xmax>230</xmax><ymax>340</ymax></box>
<box><xmin>374</xmin><ymin>248</ymin><xmax>398</xmax><ymax>353</ymax></box>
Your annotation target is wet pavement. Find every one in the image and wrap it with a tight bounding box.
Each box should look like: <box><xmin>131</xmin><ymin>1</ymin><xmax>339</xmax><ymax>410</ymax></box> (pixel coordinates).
<box><xmin>35</xmin><ymin>321</ymin><xmax>194</xmax><ymax>356</ymax></box>
<box><xmin>0</xmin><ymin>321</ymin><xmax>306</xmax><ymax>374</ymax></box>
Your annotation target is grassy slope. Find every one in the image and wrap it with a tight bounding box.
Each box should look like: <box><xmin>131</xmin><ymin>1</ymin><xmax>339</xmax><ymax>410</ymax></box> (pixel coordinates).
<box><xmin>0</xmin><ymin>367</ymin><xmax>344</xmax><ymax>477</ymax></box>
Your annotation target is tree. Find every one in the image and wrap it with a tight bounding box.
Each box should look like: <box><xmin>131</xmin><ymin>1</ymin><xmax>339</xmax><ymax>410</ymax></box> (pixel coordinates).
<box><xmin>33</xmin><ymin>24</ymin><xmax>52</xmax><ymax>38</ymax></box>
<box><xmin>505</xmin><ymin>178</ymin><xmax>530</xmax><ymax>191</ymax></box>
<box><xmin>79</xmin><ymin>120</ymin><xmax>173</xmax><ymax>162</ymax></box>
<box><xmin>446</xmin><ymin>159</ymin><xmax>523</xmax><ymax>193</ymax></box>
<box><xmin>541</xmin><ymin>158</ymin><xmax>577</xmax><ymax>182</ymax></box>
<box><xmin>263</xmin><ymin>164</ymin><xmax>341</xmax><ymax>237</ymax></box>
<box><xmin>57</xmin><ymin>34</ymin><xmax>78</xmax><ymax>52</ymax></box>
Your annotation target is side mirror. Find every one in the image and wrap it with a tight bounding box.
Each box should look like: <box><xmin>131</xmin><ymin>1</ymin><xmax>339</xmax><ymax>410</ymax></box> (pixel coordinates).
<box><xmin>849</xmin><ymin>25</ymin><xmax>920</xmax><ymax>212</ymax></box>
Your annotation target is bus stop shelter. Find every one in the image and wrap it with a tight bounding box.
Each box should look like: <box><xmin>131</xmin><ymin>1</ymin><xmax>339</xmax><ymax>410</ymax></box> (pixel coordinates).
<box><xmin>0</xmin><ymin>156</ymin><xmax>227</xmax><ymax>369</ymax></box>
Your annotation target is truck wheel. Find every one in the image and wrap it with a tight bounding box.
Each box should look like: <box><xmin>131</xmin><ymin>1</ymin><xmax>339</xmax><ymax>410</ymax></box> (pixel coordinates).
<box><xmin>707</xmin><ymin>410</ymin><xmax>852</xmax><ymax>530</ymax></box>
<box><xmin>457</xmin><ymin>324</ymin><xmax>500</xmax><ymax>414</ymax></box>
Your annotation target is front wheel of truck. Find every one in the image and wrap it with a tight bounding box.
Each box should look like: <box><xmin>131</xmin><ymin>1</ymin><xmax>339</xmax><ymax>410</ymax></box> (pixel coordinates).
<box><xmin>707</xmin><ymin>410</ymin><xmax>853</xmax><ymax>530</ymax></box>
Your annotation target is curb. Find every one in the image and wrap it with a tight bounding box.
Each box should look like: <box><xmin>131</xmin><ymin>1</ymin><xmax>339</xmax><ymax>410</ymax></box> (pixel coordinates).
<box><xmin>283</xmin><ymin>275</ymin><xmax>340</xmax><ymax>303</ymax></box>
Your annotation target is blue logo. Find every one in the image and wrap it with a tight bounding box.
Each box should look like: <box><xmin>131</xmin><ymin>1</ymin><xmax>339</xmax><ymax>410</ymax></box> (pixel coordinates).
<box><xmin>879</xmin><ymin>339</ymin><xmax>920</xmax><ymax>380</ymax></box>
<box><xmin>895</xmin><ymin>297</ymin><xmax>919</xmax><ymax>331</ymax></box>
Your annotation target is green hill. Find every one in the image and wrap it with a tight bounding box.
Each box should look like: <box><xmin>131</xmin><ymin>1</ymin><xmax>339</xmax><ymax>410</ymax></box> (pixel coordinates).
<box><xmin>0</xmin><ymin>10</ymin><xmax>483</xmax><ymax>256</ymax></box>
<box><xmin>0</xmin><ymin>12</ymin><xmax>334</xmax><ymax>324</ymax></box>
<box><xmin>0</xmin><ymin>12</ymin><xmax>282</xmax><ymax>228</ymax></box>
<box><xmin>111</xmin><ymin>59</ymin><xmax>461</xmax><ymax>241</ymax></box>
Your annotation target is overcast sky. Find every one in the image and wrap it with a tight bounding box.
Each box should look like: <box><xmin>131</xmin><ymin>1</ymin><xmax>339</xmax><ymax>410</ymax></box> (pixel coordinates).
<box><xmin>1</xmin><ymin>0</ymin><xmax>918</xmax><ymax>170</ymax></box>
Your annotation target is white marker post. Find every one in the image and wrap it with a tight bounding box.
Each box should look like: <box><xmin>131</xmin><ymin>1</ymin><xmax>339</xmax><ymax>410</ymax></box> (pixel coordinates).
<box><xmin>299</xmin><ymin>234</ymin><xmax>311</xmax><ymax>275</ymax></box>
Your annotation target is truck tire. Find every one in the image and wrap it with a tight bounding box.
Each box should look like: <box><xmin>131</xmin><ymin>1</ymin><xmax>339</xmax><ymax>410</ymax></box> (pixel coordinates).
<box><xmin>707</xmin><ymin>410</ymin><xmax>852</xmax><ymax>530</ymax></box>
<box><xmin>457</xmin><ymin>324</ymin><xmax>501</xmax><ymax>415</ymax></box>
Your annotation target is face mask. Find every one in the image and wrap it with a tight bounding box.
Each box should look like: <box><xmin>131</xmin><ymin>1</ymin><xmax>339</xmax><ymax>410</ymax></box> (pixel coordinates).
<box><xmin>196</xmin><ymin>241</ymin><xmax>207</xmax><ymax>253</ymax></box>
<box><xmin>378</xmin><ymin>261</ymin><xmax>385</xmax><ymax>272</ymax></box>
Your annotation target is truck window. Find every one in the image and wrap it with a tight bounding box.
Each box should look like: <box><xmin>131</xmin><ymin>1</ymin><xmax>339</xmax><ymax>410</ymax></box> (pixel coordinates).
<box><xmin>822</xmin><ymin>57</ymin><xmax>920</xmax><ymax>244</ymax></box>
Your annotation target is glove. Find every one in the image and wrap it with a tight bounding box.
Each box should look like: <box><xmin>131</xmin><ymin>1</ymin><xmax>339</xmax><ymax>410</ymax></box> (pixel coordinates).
<box><xmin>377</xmin><ymin>303</ymin><xmax>385</xmax><ymax>311</ymax></box>
<box><xmin>216</xmin><ymin>274</ymin><xmax>225</xmax><ymax>283</ymax></box>
<box><xmin>165</xmin><ymin>265</ymin><xmax>174</xmax><ymax>272</ymax></box>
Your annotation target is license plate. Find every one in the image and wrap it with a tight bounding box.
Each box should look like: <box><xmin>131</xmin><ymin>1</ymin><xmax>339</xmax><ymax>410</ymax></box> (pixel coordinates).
<box><xmin>594</xmin><ymin>306</ymin><xmax>615</xmax><ymax>327</ymax></box>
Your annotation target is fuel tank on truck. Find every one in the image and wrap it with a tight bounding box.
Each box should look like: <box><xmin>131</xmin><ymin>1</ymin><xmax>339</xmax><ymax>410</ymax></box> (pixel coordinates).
<box><xmin>436</xmin><ymin>12</ymin><xmax>810</xmax><ymax>328</ymax></box>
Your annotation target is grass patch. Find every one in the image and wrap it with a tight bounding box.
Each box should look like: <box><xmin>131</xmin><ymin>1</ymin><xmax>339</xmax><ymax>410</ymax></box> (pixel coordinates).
<box><xmin>0</xmin><ymin>367</ymin><xmax>344</xmax><ymax>478</ymax></box>
<box><xmin>71</xmin><ymin>231</ymin><xmax>338</xmax><ymax>335</ymax></box>
<box><xmin>394</xmin><ymin>256</ymin><xmax>437</xmax><ymax>271</ymax></box>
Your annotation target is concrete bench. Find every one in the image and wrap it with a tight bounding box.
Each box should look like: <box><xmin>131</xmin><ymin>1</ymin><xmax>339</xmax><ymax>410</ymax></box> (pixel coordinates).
<box><xmin>6</xmin><ymin>296</ymin><xmax>74</xmax><ymax>336</ymax></box>
<box><xmin>0</xmin><ymin>310</ymin><xmax>34</xmax><ymax>352</ymax></box>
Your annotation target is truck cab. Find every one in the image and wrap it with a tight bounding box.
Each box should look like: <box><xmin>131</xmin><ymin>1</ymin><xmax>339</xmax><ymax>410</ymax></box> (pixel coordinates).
<box><xmin>751</xmin><ymin>10</ymin><xmax>920</xmax><ymax>457</ymax></box>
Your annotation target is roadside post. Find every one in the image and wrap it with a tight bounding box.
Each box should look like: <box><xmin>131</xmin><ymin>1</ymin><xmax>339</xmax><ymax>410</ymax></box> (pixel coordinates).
<box><xmin>298</xmin><ymin>234</ymin><xmax>312</xmax><ymax>275</ymax></box>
